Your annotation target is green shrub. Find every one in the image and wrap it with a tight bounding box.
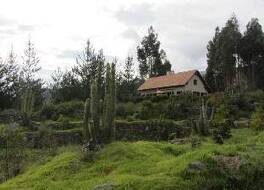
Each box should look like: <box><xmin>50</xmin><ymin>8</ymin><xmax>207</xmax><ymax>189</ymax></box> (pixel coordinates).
<box><xmin>38</xmin><ymin>127</ymin><xmax>57</xmax><ymax>152</ymax></box>
<box><xmin>0</xmin><ymin>109</ymin><xmax>21</xmax><ymax>123</ymax></box>
<box><xmin>39</xmin><ymin>101</ymin><xmax>84</xmax><ymax>121</ymax></box>
<box><xmin>40</xmin><ymin>104</ymin><xmax>58</xmax><ymax>120</ymax></box>
<box><xmin>212</xmin><ymin>130</ymin><xmax>224</xmax><ymax>144</ymax></box>
<box><xmin>56</xmin><ymin>101</ymin><xmax>84</xmax><ymax>118</ymax></box>
<box><xmin>0</xmin><ymin>123</ymin><xmax>25</xmax><ymax>180</ymax></box>
<box><xmin>212</xmin><ymin>120</ymin><xmax>232</xmax><ymax>144</ymax></box>
<box><xmin>208</xmin><ymin>92</ymin><xmax>256</xmax><ymax>120</ymax></box>
<box><xmin>250</xmin><ymin>107</ymin><xmax>264</xmax><ymax>131</ymax></box>
<box><xmin>114</xmin><ymin>119</ymin><xmax>191</xmax><ymax>141</ymax></box>
<box><xmin>138</xmin><ymin>100</ymin><xmax>168</xmax><ymax>120</ymax></box>
<box><xmin>139</xmin><ymin>100</ymin><xmax>154</xmax><ymax>119</ymax></box>
<box><xmin>191</xmin><ymin>136</ymin><xmax>201</xmax><ymax>148</ymax></box>
<box><xmin>166</xmin><ymin>94</ymin><xmax>200</xmax><ymax>120</ymax></box>
<box><xmin>116</xmin><ymin>102</ymin><xmax>137</xmax><ymax>119</ymax></box>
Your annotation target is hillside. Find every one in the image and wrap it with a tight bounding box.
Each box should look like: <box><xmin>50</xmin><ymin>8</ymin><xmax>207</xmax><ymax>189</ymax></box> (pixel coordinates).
<box><xmin>1</xmin><ymin>128</ymin><xmax>264</xmax><ymax>190</ymax></box>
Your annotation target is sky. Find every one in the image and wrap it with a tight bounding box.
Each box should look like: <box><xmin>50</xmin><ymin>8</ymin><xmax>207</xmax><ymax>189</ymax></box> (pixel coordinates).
<box><xmin>0</xmin><ymin>0</ymin><xmax>264</xmax><ymax>82</ymax></box>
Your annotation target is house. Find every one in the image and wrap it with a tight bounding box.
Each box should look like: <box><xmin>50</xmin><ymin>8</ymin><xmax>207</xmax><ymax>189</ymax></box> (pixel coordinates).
<box><xmin>138</xmin><ymin>70</ymin><xmax>209</xmax><ymax>96</ymax></box>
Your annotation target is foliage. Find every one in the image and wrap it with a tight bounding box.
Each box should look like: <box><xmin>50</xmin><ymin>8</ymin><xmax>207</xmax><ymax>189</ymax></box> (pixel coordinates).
<box><xmin>166</xmin><ymin>93</ymin><xmax>200</xmax><ymax>120</ymax></box>
<box><xmin>51</xmin><ymin>40</ymin><xmax>106</xmax><ymax>103</ymax></box>
<box><xmin>39</xmin><ymin>101</ymin><xmax>84</xmax><ymax>120</ymax></box>
<box><xmin>116</xmin><ymin>102</ymin><xmax>138</xmax><ymax>119</ymax></box>
<box><xmin>0</xmin><ymin>49</ymin><xmax>19</xmax><ymax>110</ymax></box>
<box><xmin>39</xmin><ymin>104</ymin><xmax>57</xmax><ymax>120</ymax></box>
<box><xmin>0</xmin><ymin>109</ymin><xmax>21</xmax><ymax>123</ymax></box>
<box><xmin>205</xmin><ymin>16</ymin><xmax>264</xmax><ymax>92</ymax></box>
<box><xmin>0</xmin><ymin>123</ymin><xmax>25</xmax><ymax>181</ymax></box>
<box><xmin>115</xmin><ymin>119</ymin><xmax>191</xmax><ymax>141</ymax></box>
<box><xmin>38</xmin><ymin>127</ymin><xmax>57</xmax><ymax>153</ymax></box>
<box><xmin>250</xmin><ymin>107</ymin><xmax>264</xmax><ymax>130</ymax></box>
<box><xmin>212</xmin><ymin>120</ymin><xmax>233</xmax><ymax>144</ymax></box>
<box><xmin>190</xmin><ymin>136</ymin><xmax>201</xmax><ymax>148</ymax></box>
<box><xmin>137</xmin><ymin>26</ymin><xmax>171</xmax><ymax>78</ymax></box>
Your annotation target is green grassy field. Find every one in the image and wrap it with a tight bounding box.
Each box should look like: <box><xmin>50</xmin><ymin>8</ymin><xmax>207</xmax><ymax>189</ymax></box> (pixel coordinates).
<box><xmin>0</xmin><ymin>128</ymin><xmax>264</xmax><ymax>190</ymax></box>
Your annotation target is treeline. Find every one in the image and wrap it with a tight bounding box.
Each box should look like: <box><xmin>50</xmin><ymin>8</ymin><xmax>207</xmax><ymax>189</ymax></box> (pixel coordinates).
<box><xmin>205</xmin><ymin>15</ymin><xmax>264</xmax><ymax>92</ymax></box>
<box><xmin>0</xmin><ymin>26</ymin><xmax>171</xmax><ymax>110</ymax></box>
<box><xmin>0</xmin><ymin>40</ymin><xmax>44</xmax><ymax>110</ymax></box>
<box><xmin>50</xmin><ymin>26</ymin><xmax>171</xmax><ymax>103</ymax></box>
<box><xmin>50</xmin><ymin>41</ymin><xmax>141</xmax><ymax>104</ymax></box>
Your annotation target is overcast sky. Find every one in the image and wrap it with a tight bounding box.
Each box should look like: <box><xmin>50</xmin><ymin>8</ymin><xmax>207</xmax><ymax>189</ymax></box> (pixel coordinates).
<box><xmin>0</xmin><ymin>0</ymin><xmax>263</xmax><ymax>82</ymax></box>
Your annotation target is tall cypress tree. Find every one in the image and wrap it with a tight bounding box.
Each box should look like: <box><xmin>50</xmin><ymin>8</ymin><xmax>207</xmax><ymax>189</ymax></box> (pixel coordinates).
<box><xmin>205</xmin><ymin>27</ymin><xmax>222</xmax><ymax>92</ymax></box>
<box><xmin>240</xmin><ymin>18</ymin><xmax>264</xmax><ymax>89</ymax></box>
<box><xmin>222</xmin><ymin>15</ymin><xmax>241</xmax><ymax>90</ymax></box>
<box><xmin>137</xmin><ymin>26</ymin><xmax>171</xmax><ymax>78</ymax></box>
<box><xmin>205</xmin><ymin>15</ymin><xmax>242</xmax><ymax>92</ymax></box>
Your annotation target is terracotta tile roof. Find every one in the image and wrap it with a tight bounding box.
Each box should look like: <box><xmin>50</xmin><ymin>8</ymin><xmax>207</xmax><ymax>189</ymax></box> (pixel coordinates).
<box><xmin>138</xmin><ymin>70</ymin><xmax>198</xmax><ymax>91</ymax></box>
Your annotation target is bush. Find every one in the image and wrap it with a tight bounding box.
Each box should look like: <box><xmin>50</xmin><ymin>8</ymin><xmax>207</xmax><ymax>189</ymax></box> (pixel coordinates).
<box><xmin>212</xmin><ymin>130</ymin><xmax>224</xmax><ymax>144</ymax></box>
<box><xmin>250</xmin><ymin>107</ymin><xmax>264</xmax><ymax>131</ymax></box>
<box><xmin>0</xmin><ymin>109</ymin><xmax>21</xmax><ymax>123</ymax></box>
<box><xmin>38</xmin><ymin>127</ymin><xmax>57</xmax><ymax>152</ymax></box>
<box><xmin>114</xmin><ymin>119</ymin><xmax>191</xmax><ymax>141</ymax></box>
<box><xmin>57</xmin><ymin>115</ymin><xmax>72</xmax><ymax>130</ymax></box>
<box><xmin>56</xmin><ymin>101</ymin><xmax>84</xmax><ymax>118</ymax></box>
<box><xmin>138</xmin><ymin>101</ymin><xmax>167</xmax><ymax>120</ymax></box>
<box><xmin>139</xmin><ymin>101</ymin><xmax>155</xmax><ymax>119</ymax></box>
<box><xmin>191</xmin><ymin>136</ymin><xmax>201</xmax><ymax>148</ymax></box>
<box><xmin>212</xmin><ymin>119</ymin><xmax>232</xmax><ymax>144</ymax></box>
<box><xmin>39</xmin><ymin>104</ymin><xmax>58</xmax><ymax>120</ymax></box>
<box><xmin>208</xmin><ymin>92</ymin><xmax>256</xmax><ymax>120</ymax></box>
<box><xmin>166</xmin><ymin>94</ymin><xmax>200</xmax><ymax>120</ymax></box>
<box><xmin>39</xmin><ymin>101</ymin><xmax>84</xmax><ymax>121</ymax></box>
<box><xmin>116</xmin><ymin>102</ymin><xmax>137</xmax><ymax>119</ymax></box>
<box><xmin>0</xmin><ymin>123</ymin><xmax>25</xmax><ymax>180</ymax></box>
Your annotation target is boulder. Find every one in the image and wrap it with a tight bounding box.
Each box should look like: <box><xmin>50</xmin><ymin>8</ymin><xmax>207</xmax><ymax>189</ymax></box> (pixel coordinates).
<box><xmin>213</xmin><ymin>155</ymin><xmax>241</xmax><ymax>171</ymax></box>
<box><xmin>187</xmin><ymin>161</ymin><xmax>206</xmax><ymax>171</ymax></box>
<box><xmin>169</xmin><ymin>138</ymin><xmax>189</xmax><ymax>145</ymax></box>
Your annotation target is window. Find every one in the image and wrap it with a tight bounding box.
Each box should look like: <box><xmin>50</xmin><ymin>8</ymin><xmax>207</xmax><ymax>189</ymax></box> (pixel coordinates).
<box><xmin>193</xmin><ymin>79</ymin><xmax>197</xmax><ymax>85</ymax></box>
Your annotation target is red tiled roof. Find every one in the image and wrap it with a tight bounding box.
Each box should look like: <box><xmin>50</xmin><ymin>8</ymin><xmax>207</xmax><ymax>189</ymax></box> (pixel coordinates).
<box><xmin>138</xmin><ymin>70</ymin><xmax>198</xmax><ymax>91</ymax></box>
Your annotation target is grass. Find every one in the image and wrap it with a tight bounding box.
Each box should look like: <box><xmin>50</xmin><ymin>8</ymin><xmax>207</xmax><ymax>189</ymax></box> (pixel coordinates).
<box><xmin>0</xmin><ymin>128</ymin><xmax>264</xmax><ymax>190</ymax></box>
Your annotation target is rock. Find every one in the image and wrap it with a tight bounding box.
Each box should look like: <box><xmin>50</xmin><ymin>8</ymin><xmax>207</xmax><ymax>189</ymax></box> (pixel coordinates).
<box><xmin>91</xmin><ymin>183</ymin><xmax>113</xmax><ymax>190</ymax></box>
<box><xmin>234</xmin><ymin>119</ymin><xmax>249</xmax><ymax>128</ymax></box>
<box><xmin>169</xmin><ymin>138</ymin><xmax>189</xmax><ymax>145</ymax></box>
<box><xmin>187</xmin><ymin>161</ymin><xmax>206</xmax><ymax>171</ymax></box>
<box><xmin>213</xmin><ymin>155</ymin><xmax>241</xmax><ymax>171</ymax></box>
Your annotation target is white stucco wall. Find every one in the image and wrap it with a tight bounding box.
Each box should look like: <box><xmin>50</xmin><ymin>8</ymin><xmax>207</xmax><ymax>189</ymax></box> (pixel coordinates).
<box><xmin>183</xmin><ymin>74</ymin><xmax>208</xmax><ymax>94</ymax></box>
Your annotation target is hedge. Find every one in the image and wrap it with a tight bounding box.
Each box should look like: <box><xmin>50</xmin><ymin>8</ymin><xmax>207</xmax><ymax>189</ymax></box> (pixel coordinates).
<box><xmin>114</xmin><ymin>119</ymin><xmax>192</xmax><ymax>141</ymax></box>
<box><xmin>23</xmin><ymin>119</ymin><xmax>192</xmax><ymax>147</ymax></box>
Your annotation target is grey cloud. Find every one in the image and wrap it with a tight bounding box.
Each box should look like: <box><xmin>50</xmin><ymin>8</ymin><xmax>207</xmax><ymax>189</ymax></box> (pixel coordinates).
<box><xmin>0</xmin><ymin>15</ymin><xmax>36</xmax><ymax>36</ymax></box>
<box><xmin>56</xmin><ymin>50</ymin><xmax>79</xmax><ymax>59</ymax></box>
<box><xmin>115</xmin><ymin>3</ymin><xmax>155</xmax><ymax>26</ymax></box>
<box><xmin>121</xmin><ymin>28</ymin><xmax>140</xmax><ymax>41</ymax></box>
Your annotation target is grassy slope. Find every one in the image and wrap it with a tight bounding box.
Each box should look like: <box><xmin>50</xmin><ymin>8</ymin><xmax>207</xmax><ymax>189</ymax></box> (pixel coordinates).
<box><xmin>0</xmin><ymin>128</ymin><xmax>263</xmax><ymax>190</ymax></box>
